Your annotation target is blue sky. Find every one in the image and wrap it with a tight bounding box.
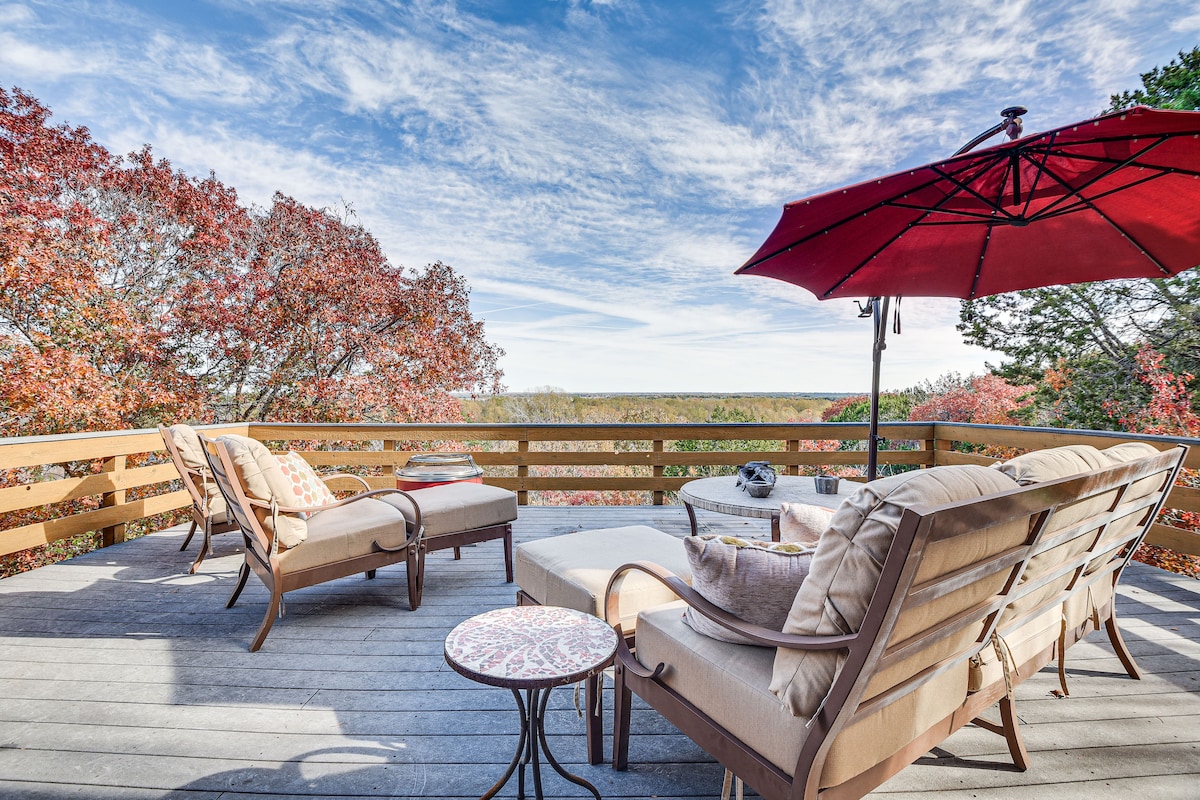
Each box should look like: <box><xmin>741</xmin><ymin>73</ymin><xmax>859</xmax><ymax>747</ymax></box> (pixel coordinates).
<box><xmin>3</xmin><ymin>1</ymin><xmax>1199</xmax><ymax>394</ymax></box>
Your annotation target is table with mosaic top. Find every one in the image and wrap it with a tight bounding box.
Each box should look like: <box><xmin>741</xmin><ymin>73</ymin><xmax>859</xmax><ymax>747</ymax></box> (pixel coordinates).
<box><xmin>679</xmin><ymin>475</ymin><xmax>856</xmax><ymax>539</ymax></box>
<box><xmin>444</xmin><ymin>605</ymin><xmax>619</xmax><ymax>800</ymax></box>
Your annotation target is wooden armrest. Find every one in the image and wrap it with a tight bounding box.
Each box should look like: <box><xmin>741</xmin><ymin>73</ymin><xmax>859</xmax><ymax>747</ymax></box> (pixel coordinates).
<box><xmin>604</xmin><ymin>560</ymin><xmax>856</xmax><ymax>651</ymax></box>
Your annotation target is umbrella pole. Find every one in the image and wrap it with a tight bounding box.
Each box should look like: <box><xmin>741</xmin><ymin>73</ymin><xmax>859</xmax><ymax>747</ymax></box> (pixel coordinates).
<box><xmin>868</xmin><ymin>296</ymin><xmax>890</xmax><ymax>482</ymax></box>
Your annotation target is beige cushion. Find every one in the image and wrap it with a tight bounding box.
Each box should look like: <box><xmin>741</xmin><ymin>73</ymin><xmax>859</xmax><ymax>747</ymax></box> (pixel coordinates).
<box><xmin>167</xmin><ymin>424</ymin><xmax>228</xmax><ymax>518</ymax></box>
<box><xmin>770</xmin><ymin>465</ymin><xmax>1020</xmax><ymax>718</ymax></box>
<box><xmin>514</xmin><ymin>525</ymin><xmax>691</xmax><ymax>628</ymax></box>
<box><xmin>218</xmin><ymin>434</ymin><xmax>308</xmax><ymax>549</ymax></box>
<box><xmin>1064</xmin><ymin>575</ymin><xmax>1115</xmax><ymax>631</ymax></box>
<box><xmin>997</xmin><ymin>444</ymin><xmax>1163</xmax><ymax>623</ymax></box>
<box><xmin>991</xmin><ymin>444</ymin><xmax>1108</xmax><ymax>485</ymax></box>
<box><xmin>778</xmin><ymin>502</ymin><xmax>835</xmax><ymax>547</ymax></box>
<box><xmin>636</xmin><ymin>602</ymin><xmax>968</xmax><ymax>788</ymax></box>
<box><xmin>275</xmin><ymin>451</ymin><xmax>336</xmax><ymax>511</ymax></box>
<box><xmin>682</xmin><ymin>535</ymin><xmax>813</xmax><ymax>645</ymax></box>
<box><xmin>968</xmin><ymin>605</ymin><xmax>1062</xmax><ymax>692</ymax></box>
<box><xmin>1102</xmin><ymin>441</ymin><xmax>1161</xmax><ymax>463</ymax></box>
<box><xmin>380</xmin><ymin>482</ymin><xmax>516</xmax><ymax>538</ymax></box>
<box><xmin>277</xmin><ymin>497</ymin><xmax>411</xmax><ymax>574</ymax></box>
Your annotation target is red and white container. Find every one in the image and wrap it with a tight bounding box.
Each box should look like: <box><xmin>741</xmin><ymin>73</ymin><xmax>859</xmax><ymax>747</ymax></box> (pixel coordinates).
<box><xmin>396</xmin><ymin>453</ymin><xmax>484</xmax><ymax>492</ymax></box>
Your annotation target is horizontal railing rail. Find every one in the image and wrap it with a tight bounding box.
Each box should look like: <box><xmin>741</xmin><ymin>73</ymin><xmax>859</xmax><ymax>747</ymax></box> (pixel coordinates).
<box><xmin>2</xmin><ymin>421</ymin><xmax>1197</xmax><ymax>560</ymax></box>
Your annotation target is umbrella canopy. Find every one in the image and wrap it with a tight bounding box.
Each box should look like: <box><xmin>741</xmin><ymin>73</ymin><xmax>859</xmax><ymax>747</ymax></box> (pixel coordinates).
<box><xmin>738</xmin><ymin>106</ymin><xmax>1200</xmax><ymax>300</ymax></box>
<box><xmin>737</xmin><ymin>106</ymin><xmax>1200</xmax><ymax>480</ymax></box>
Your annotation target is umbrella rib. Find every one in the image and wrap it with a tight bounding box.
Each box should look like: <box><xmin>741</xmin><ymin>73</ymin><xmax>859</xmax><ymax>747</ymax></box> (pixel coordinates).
<box><xmin>1017</xmin><ymin>136</ymin><xmax>1171</xmax><ymax>219</ymax></box>
<box><xmin>738</xmin><ymin>166</ymin><xmax>983</xmax><ymax>271</ymax></box>
<box><xmin>968</xmin><ymin>224</ymin><xmax>992</xmax><ymax>299</ymax></box>
<box><xmin>928</xmin><ymin>164</ymin><xmax>1022</xmax><ymax>222</ymax></box>
<box><xmin>821</xmin><ymin>224</ymin><xmax>921</xmax><ymax>298</ymax></box>
<box><xmin>1032</xmin><ymin>170</ymin><xmax>1178</xmax><ymax>220</ymax></box>
<box><xmin>1031</xmin><ymin>157</ymin><xmax>1174</xmax><ymax>276</ymax></box>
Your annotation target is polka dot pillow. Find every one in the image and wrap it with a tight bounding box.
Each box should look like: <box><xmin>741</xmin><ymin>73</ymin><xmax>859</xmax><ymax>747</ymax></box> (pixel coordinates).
<box><xmin>275</xmin><ymin>451</ymin><xmax>337</xmax><ymax>513</ymax></box>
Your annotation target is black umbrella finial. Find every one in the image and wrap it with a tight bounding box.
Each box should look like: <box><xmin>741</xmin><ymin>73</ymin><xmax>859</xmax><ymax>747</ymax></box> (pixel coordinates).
<box><xmin>955</xmin><ymin>105</ymin><xmax>1029</xmax><ymax>155</ymax></box>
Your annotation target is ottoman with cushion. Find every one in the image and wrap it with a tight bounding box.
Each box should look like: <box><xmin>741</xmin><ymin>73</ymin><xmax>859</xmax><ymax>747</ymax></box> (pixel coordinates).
<box><xmin>382</xmin><ymin>481</ymin><xmax>519</xmax><ymax>600</ymax></box>
<box><xmin>514</xmin><ymin>525</ymin><xmax>694</xmax><ymax>763</ymax></box>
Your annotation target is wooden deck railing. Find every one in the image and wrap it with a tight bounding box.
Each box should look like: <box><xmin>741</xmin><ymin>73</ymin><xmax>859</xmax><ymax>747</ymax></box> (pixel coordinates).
<box><xmin>2</xmin><ymin>421</ymin><xmax>1198</xmax><ymax>560</ymax></box>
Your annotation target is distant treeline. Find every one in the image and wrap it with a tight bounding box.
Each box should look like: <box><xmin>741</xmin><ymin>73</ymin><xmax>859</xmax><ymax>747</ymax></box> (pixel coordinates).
<box><xmin>459</xmin><ymin>390</ymin><xmax>837</xmax><ymax>424</ymax></box>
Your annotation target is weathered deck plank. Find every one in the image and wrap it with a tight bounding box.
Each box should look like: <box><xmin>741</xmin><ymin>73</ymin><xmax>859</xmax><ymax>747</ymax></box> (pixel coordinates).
<box><xmin>0</xmin><ymin>506</ymin><xmax>1197</xmax><ymax>799</ymax></box>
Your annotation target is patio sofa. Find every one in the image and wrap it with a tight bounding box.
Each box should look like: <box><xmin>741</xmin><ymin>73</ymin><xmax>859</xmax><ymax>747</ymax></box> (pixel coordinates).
<box><xmin>604</xmin><ymin>442</ymin><xmax>1186</xmax><ymax>800</ymax></box>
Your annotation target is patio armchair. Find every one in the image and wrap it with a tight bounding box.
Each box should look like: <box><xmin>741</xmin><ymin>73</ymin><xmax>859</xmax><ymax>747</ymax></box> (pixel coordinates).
<box><xmin>158</xmin><ymin>424</ymin><xmax>240</xmax><ymax>573</ymax></box>
<box><xmin>201</xmin><ymin>433</ymin><xmax>424</xmax><ymax>651</ymax></box>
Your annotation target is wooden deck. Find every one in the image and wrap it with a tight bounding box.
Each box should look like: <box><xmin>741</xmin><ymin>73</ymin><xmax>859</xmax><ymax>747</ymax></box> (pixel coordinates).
<box><xmin>0</xmin><ymin>506</ymin><xmax>1197</xmax><ymax>799</ymax></box>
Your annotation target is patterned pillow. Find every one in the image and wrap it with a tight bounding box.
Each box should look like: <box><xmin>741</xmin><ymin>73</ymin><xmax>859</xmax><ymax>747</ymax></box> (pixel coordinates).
<box><xmin>275</xmin><ymin>451</ymin><xmax>337</xmax><ymax>512</ymax></box>
<box><xmin>682</xmin><ymin>535</ymin><xmax>814</xmax><ymax>646</ymax></box>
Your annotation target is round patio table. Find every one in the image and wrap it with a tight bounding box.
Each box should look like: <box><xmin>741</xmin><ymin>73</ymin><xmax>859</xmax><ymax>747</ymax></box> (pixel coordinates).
<box><xmin>444</xmin><ymin>605</ymin><xmax>618</xmax><ymax>800</ymax></box>
<box><xmin>679</xmin><ymin>475</ymin><xmax>857</xmax><ymax>539</ymax></box>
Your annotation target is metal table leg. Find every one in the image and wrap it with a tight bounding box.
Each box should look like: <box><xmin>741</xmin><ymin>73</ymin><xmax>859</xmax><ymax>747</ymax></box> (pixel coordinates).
<box><xmin>482</xmin><ymin>686</ymin><xmax>602</xmax><ymax>800</ymax></box>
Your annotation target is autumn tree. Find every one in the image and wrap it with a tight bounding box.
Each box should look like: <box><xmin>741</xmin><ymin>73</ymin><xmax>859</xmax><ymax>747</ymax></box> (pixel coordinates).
<box><xmin>0</xmin><ymin>87</ymin><xmax>503</xmax><ymax>436</ymax></box>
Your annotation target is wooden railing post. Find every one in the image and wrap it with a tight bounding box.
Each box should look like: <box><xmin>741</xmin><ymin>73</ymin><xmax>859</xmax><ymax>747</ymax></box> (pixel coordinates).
<box><xmin>383</xmin><ymin>439</ymin><xmax>396</xmax><ymax>486</ymax></box>
<box><xmin>100</xmin><ymin>455</ymin><xmax>126</xmax><ymax>547</ymax></box>
<box><xmin>653</xmin><ymin>440</ymin><xmax>664</xmax><ymax>506</ymax></box>
<box><xmin>517</xmin><ymin>437</ymin><xmax>529</xmax><ymax>506</ymax></box>
<box><xmin>787</xmin><ymin>440</ymin><xmax>800</xmax><ymax>476</ymax></box>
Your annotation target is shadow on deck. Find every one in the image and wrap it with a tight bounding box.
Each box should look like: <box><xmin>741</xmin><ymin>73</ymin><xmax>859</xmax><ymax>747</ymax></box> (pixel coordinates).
<box><xmin>0</xmin><ymin>506</ymin><xmax>1197</xmax><ymax>799</ymax></box>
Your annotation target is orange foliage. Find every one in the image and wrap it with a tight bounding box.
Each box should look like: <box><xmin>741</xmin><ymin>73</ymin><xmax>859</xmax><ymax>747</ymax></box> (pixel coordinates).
<box><xmin>1</xmin><ymin>86</ymin><xmax>502</xmax><ymax>437</ymax></box>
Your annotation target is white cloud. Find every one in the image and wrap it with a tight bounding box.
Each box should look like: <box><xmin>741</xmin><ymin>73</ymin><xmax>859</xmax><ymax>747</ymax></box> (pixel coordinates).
<box><xmin>6</xmin><ymin>0</ymin><xmax>1196</xmax><ymax>393</ymax></box>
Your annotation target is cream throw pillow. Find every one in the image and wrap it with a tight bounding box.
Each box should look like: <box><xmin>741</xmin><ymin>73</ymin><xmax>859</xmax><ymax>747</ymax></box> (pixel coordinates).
<box><xmin>769</xmin><ymin>465</ymin><xmax>1019</xmax><ymax>718</ymax></box>
<box><xmin>682</xmin><ymin>535</ymin><xmax>814</xmax><ymax>646</ymax></box>
<box><xmin>778</xmin><ymin>502</ymin><xmax>835</xmax><ymax>547</ymax></box>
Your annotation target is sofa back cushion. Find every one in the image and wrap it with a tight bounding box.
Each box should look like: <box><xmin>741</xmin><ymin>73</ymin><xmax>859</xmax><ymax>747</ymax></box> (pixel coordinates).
<box><xmin>992</xmin><ymin>443</ymin><xmax>1151</xmax><ymax>623</ymax></box>
<box><xmin>991</xmin><ymin>444</ymin><xmax>1109</xmax><ymax>485</ymax></box>
<box><xmin>218</xmin><ymin>434</ymin><xmax>308</xmax><ymax>549</ymax></box>
<box><xmin>770</xmin><ymin>465</ymin><xmax>1020</xmax><ymax>718</ymax></box>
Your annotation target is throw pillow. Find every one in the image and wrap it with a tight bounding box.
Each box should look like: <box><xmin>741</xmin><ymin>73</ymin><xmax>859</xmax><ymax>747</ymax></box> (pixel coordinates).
<box><xmin>778</xmin><ymin>502</ymin><xmax>835</xmax><ymax>547</ymax></box>
<box><xmin>276</xmin><ymin>451</ymin><xmax>337</xmax><ymax>513</ymax></box>
<box><xmin>682</xmin><ymin>535</ymin><xmax>814</xmax><ymax>646</ymax></box>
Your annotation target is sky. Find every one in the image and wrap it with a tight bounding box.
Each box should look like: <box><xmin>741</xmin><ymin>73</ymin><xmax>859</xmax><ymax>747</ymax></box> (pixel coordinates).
<box><xmin>3</xmin><ymin>1</ymin><xmax>1199</xmax><ymax>395</ymax></box>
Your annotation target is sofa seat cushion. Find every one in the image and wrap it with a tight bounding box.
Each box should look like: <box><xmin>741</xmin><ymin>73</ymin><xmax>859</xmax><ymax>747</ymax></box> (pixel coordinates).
<box><xmin>514</xmin><ymin>526</ymin><xmax>691</xmax><ymax>628</ymax></box>
<box><xmin>276</xmin><ymin>498</ymin><xmax>411</xmax><ymax>574</ymax></box>
<box><xmin>682</xmin><ymin>535</ymin><xmax>813</xmax><ymax>645</ymax></box>
<box><xmin>381</xmin><ymin>482</ymin><xmax>516</xmax><ymax>539</ymax></box>
<box><xmin>636</xmin><ymin>602</ymin><xmax>968</xmax><ymax>789</ymax></box>
<box><xmin>771</xmin><ymin>465</ymin><xmax>1020</xmax><ymax>719</ymax></box>
<box><xmin>1064</xmin><ymin>575</ymin><xmax>1115</xmax><ymax>632</ymax></box>
<box><xmin>968</xmin><ymin>605</ymin><xmax>1063</xmax><ymax>692</ymax></box>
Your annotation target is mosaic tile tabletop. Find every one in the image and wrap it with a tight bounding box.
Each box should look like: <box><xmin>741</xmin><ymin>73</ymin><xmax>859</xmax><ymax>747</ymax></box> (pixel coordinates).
<box><xmin>444</xmin><ymin>605</ymin><xmax>619</xmax><ymax>689</ymax></box>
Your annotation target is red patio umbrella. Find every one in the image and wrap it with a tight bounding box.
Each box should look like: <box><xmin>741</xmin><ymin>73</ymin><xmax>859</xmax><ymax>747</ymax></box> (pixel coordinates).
<box><xmin>737</xmin><ymin>105</ymin><xmax>1200</xmax><ymax>479</ymax></box>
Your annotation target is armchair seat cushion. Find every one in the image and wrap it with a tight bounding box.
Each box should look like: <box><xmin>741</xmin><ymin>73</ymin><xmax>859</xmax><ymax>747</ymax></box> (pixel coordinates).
<box><xmin>514</xmin><ymin>525</ymin><xmax>691</xmax><ymax>627</ymax></box>
<box><xmin>276</xmin><ymin>498</ymin><xmax>411</xmax><ymax>574</ymax></box>
<box><xmin>635</xmin><ymin>602</ymin><xmax>968</xmax><ymax>788</ymax></box>
<box><xmin>381</xmin><ymin>482</ymin><xmax>516</xmax><ymax>539</ymax></box>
